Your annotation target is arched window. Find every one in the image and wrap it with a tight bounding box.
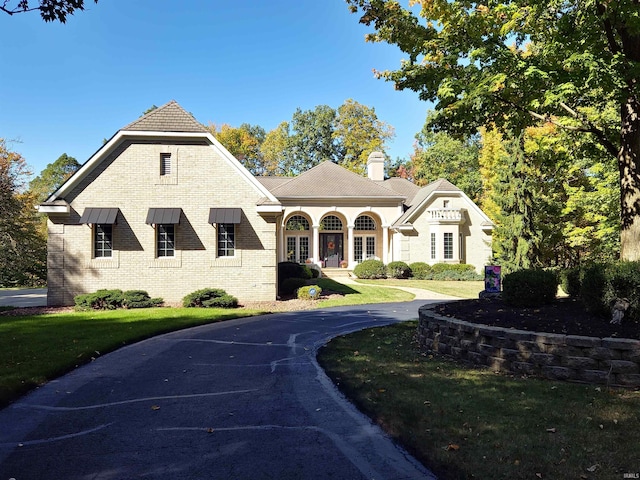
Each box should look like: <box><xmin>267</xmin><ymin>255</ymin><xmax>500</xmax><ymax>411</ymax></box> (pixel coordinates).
<box><xmin>286</xmin><ymin>215</ymin><xmax>310</xmax><ymax>231</ymax></box>
<box><xmin>354</xmin><ymin>215</ymin><xmax>376</xmax><ymax>231</ymax></box>
<box><xmin>320</xmin><ymin>215</ymin><xmax>343</xmax><ymax>231</ymax></box>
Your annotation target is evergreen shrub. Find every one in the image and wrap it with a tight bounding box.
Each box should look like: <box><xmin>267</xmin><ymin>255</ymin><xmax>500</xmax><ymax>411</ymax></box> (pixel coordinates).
<box><xmin>297</xmin><ymin>285</ymin><xmax>322</xmax><ymax>300</ymax></box>
<box><xmin>353</xmin><ymin>259</ymin><xmax>386</xmax><ymax>279</ymax></box>
<box><xmin>409</xmin><ymin>262</ymin><xmax>432</xmax><ymax>280</ymax></box>
<box><xmin>559</xmin><ymin>267</ymin><xmax>581</xmax><ymax>298</ymax></box>
<box><xmin>182</xmin><ymin>288</ymin><xmax>238</xmax><ymax>308</ymax></box>
<box><xmin>280</xmin><ymin>277</ymin><xmax>308</xmax><ymax>296</ymax></box>
<box><xmin>123</xmin><ymin>290</ymin><xmax>163</xmax><ymax>309</ymax></box>
<box><xmin>278</xmin><ymin>261</ymin><xmax>313</xmax><ymax>286</ymax></box>
<box><xmin>74</xmin><ymin>289</ymin><xmax>124</xmax><ymax>311</ymax></box>
<box><xmin>387</xmin><ymin>261</ymin><xmax>411</xmax><ymax>279</ymax></box>
<box><xmin>579</xmin><ymin>263</ymin><xmax>608</xmax><ymax>316</ymax></box>
<box><xmin>602</xmin><ymin>261</ymin><xmax>640</xmax><ymax>322</ymax></box>
<box><xmin>503</xmin><ymin>269</ymin><xmax>558</xmax><ymax>307</ymax></box>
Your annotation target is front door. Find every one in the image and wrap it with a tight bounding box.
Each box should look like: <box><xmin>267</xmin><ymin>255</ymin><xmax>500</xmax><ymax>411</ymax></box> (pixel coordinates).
<box><xmin>320</xmin><ymin>233</ymin><xmax>343</xmax><ymax>267</ymax></box>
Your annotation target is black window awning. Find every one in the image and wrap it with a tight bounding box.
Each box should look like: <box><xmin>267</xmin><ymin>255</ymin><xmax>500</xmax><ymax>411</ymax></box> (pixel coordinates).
<box><xmin>145</xmin><ymin>208</ymin><xmax>182</xmax><ymax>225</ymax></box>
<box><xmin>79</xmin><ymin>208</ymin><xmax>119</xmax><ymax>225</ymax></box>
<box><xmin>208</xmin><ymin>208</ymin><xmax>241</xmax><ymax>224</ymax></box>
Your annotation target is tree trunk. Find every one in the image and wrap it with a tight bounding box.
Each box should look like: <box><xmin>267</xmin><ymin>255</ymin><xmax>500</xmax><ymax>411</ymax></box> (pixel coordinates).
<box><xmin>619</xmin><ymin>92</ymin><xmax>640</xmax><ymax>261</ymax></box>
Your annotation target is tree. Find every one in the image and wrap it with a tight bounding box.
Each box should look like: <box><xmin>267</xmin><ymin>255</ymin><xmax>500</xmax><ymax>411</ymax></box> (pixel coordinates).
<box><xmin>260</xmin><ymin>121</ymin><xmax>296</xmax><ymax>176</ymax></box>
<box><xmin>334</xmin><ymin>99</ymin><xmax>394</xmax><ymax>174</ymax></box>
<box><xmin>410</xmin><ymin>122</ymin><xmax>481</xmax><ymax>202</ymax></box>
<box><xmin>347</xmin><ymin>0</ymin><xmax>640</xmax><ymax>260</ymax></box>
<box><xmin>29</xmin><ymin>152</ymin><xmax>80</xmax><ymax>204</ymax></box>
<box><xmin>208</xmin><ymin>123</ymin><xmax>266</xmax><ymax>175</ymax></box>
<box><xmin>0</xmin><ymin>139</ymin><xmax>46</xmax><ymax>286</ymax></box>
<box><xmin>1</xmin><ymin>0</ymin><xmax>98</xmax><ymax>22</ymax></box>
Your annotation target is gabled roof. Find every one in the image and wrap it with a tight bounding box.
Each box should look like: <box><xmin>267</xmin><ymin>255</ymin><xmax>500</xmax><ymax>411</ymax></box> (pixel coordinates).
<box><xmin>121</xmin><ymin>100</ymin><xmax>208</xmax><ymax>133</ymax></box>
<box><xmin>394</xmin><ymin>178</ymin><xmax>468</xmax><ymax>226</ymax></box>
<box><xmin>40</xmin><ymin>101</ymin><xmax>280</xmax><ymax>208</ymax></box>
<box><xmin>265</xmin><ymin>161</ymin><xmax>405</xmax><ymax>200</ymax></box>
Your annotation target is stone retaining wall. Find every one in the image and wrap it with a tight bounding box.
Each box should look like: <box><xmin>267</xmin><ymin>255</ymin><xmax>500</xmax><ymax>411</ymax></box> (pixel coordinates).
<box><xmin>418</xmin><ymin>305</ymin><xmax>640</xmax><ymax>387</ymax></box>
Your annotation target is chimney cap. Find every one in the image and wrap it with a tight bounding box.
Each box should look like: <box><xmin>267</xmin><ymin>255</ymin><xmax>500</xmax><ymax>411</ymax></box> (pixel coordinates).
<box><xmin>367</xmin><ymin>151</ymin><xmax>385</xmax><ymax>164</ymax></box>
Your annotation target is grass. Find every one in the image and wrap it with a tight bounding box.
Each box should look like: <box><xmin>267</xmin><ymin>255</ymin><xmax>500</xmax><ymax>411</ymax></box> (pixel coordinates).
<box><xmin>314</xmin><ymin>277</ymin><xmax>414</xmax><ymax>306</ymax></box>
<box><xmin>318</xmin><ymin>321</ymin><xmax>640</xmax><ymax>480</ymax></box>
<box><xmin>355</xmin><ymin>278</ymin><xmax>484</xmax><ymax>299</ymax></box>
<box><xmin>0</xmin><ymin>279</ymin><xmax>413</xmax><ymax>408</ymax></box>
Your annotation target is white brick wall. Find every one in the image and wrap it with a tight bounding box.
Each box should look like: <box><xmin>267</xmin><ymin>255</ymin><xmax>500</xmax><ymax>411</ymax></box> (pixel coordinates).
<box><xmin>47</xmin><ymin>141</ymin><xmax>277</xmax><ymax>306</ymax></box>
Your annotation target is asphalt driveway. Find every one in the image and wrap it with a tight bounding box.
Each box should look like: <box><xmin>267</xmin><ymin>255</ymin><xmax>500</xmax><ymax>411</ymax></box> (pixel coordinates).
<box><xmin>0</xmin><ymin>300</ymin><xmax>442</xmax><ymax>479</ymax></box>
<box><xmin>0</xmin><ymin>288</ymin><xmax>47</xmax><ymax>308</ymax></box>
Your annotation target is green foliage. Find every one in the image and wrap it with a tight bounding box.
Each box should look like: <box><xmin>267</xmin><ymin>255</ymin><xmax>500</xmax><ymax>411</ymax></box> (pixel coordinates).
<box><xmin>409</xmin><ymin>262</ymin><xmax>432</xmax><ymax>280</ymax></box>
<box><xmin>559</xmin><ymin>267</ymin><xmax>581</xmax><ymax>298</ymax></box>
<box><xmin>578</xmin><ymin>264</ymin><xmax>609</xmax><ymax>316</ymax></box>
<box><xmin>278</xmin><ymin>261</ymin><xmax>312</xmax><ymax>284</ymax></box>
<box><xmin>74</xmin><ymin>289</ymin><xmax>125</xmax><ymax>311</ymax></box>
<box><xmin>280</xmin><ymin>277</ymin><xmax>308</xmax><ymax>296</ymax></box>
<box><xmin>208</xmin><ymin>123</ymin><xmax>266</xmax><ymax>175</ymax></box>
<box><xmin>353</xmin><ymin>259</ymin><xmax>386</xmax><ymax>279</ymax></box>
<box><xmin>182</xmin><ymin>288</ymin><xmax>238</xmax><ymax>308</ymax></box>
<box><xmin>0</xmin><ymin>140</ymin><xmax>47</xmax><ymax>287</ymax></box>
<box><xmin>410</xmin><ymin>124</ymin><xmax>482</xmax><ymax>203</ymax></box>
<box><xmin>386</xmin><ymin>261</ymin><xmax>411</xmax><ymax>279</ymax></box>
<box><xmin>28</xmin><ymin>153</ymin><xmax>80</xmax><ymax>203</ymax></box>
<box><xmin>602</xmin><ymin>262</ymin><xmax>640</xmax><ymax>323</ymax></box>
<box><xmin>122</xmin><ymin>290</ymin><xmax>163</xmax><ymax>309</ymax></box>
<box><xmin>502</xmin><ymin>269</ymin><xmax>558</xmax><ymax>307</ymax></box>
<box><xmin>347</xmin><ymin>0</ymin><xmax>639</xmax><ymax>260</ymax></box>
<box><xmin>297</xmin><ymin>285</ymin><xmax>322</xmax><ymax>300</ymax></box>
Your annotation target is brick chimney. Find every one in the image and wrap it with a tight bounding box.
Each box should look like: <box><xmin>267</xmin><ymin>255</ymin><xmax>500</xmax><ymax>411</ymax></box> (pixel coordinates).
<box><xmin>367</xmin><ymin>151</ymin><xmax>385</xmax><ymax>181</ymax></box>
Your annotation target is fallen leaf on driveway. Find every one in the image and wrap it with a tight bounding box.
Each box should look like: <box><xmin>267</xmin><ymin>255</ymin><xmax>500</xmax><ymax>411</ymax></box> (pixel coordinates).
<box><xmin>151</xmin><ymin>405</ymin><xmax>160</xmax><ymax>411</ymax></box>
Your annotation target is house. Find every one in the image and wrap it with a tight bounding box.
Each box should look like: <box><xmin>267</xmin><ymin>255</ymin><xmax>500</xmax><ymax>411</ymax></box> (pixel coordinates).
<box><xmin>39</xmin><ymin>101</ymin><xmax>493</xmax><ymax>306</ymax></box>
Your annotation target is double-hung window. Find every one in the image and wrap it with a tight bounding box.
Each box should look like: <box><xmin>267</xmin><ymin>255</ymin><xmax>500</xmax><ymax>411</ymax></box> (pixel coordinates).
<box><xmin>94</xmin><ymin>224</ymin><xmax>113</xmax><ymax>258</ymax></box>
<box><xmin>157</xmin><ymin>224</ymin><xmax>175</xmax><ymax>257</ymax></box>
<box><xmin>430</xmin><ymin>233</ymin><xmax>436</xmax><ymax>260</ymax></box>
<box><xmin>218</xmin><ymin>223</ymin><xmax>235</xmax><ymax>257</ymax></box>
<box><xmin>444</xmin><ymin>232</ymin><xmax>454</xmax><ymax>260</ymax></box>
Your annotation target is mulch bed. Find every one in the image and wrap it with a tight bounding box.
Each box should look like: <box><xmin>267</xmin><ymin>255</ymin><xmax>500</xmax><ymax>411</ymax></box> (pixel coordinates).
<box><xmin>433</xmin><ymin>297</ymin><xmax>640</xmax><ymax>340</ymax></box>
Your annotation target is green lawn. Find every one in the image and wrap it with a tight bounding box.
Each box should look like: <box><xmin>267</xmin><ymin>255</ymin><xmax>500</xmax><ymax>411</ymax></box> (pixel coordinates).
<box><xmin>318</xmin><ymin>321</ymin><xmax>640</xmax><ymax>480</ymax></box>
<box><xmin>0</xmin><ymin>279</ymin><xmax>412</xmax><ymax>407</ymax></box>
<box><xmin>355</xmin><ymin>278</ymin><xmax>484</xmax><ymax>299</ymax></box>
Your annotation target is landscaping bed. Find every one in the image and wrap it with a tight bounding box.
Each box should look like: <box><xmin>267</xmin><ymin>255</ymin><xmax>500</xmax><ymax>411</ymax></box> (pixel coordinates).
<box><xmin>434</xmin><ymin>297</ymin><xmax>639</xmax><ymax>340</ymax></box>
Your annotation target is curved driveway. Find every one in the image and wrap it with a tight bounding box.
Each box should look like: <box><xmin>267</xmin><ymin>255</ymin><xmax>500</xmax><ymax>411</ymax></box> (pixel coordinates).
<box><xmin>0</xmin><ymin>299</ymin><xmax>446</xmax><ymax>480</ymax></box>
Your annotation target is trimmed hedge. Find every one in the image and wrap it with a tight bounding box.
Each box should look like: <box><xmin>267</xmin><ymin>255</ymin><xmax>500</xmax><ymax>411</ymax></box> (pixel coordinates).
<box><xmin>559</xmin><ymin>267</ymin><xmax>581</xmax><ymax>298</ymax></box>
<box><xmin>503</xmin><ymin>269</ymin><xmax>558</xmax><ymax>307</ymax></box>
<box><xmin>387</xmin><ymin>261</ymin><xmax>411</xmax><ymax>279</ymax></box>
<box><xmin>298</xmin><ymin>285</ymin><xmax>322</xmax><ymax>300</ymax></box>
<box><xmin>182</xmin><ymin>288</ymin><xmax>238</xmax><ymax>308</ymax></box>
<box><xmin>353</xmin><ymin>259</ymin><xmax>386</xmax><ymax>279</ymax></box>
<box><xmin>280</xmin><ymin>277</ymin><xmax>308</xmax><ymax>296</ymax></box>
<box><xmin>409</xmin><ymin>262</ymin><xmax>432</xmax><ymax>280</ymax></box>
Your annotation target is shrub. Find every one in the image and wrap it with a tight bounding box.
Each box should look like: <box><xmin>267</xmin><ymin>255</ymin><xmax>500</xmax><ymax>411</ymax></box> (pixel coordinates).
<box><xmin>559</xmin><ymin>267</ymin><xmax>581</xmax><ymax>298</ymax></box>
<box><xmin>387</xmin><ymin>261</ymin><xmax>411</xmax><ymax>279</ymax></box>
<box><xmin>203</xmin><ymin>294</ymin><xmax>238</xmax><ymax>308</ymax></box>
<box><xmin>297</xmin><ymin>285</ymin><xmax>322</xmax><ymax>300</ymax></box>
<box><xmin>278</xmin><ymin>261</ymin><xmax>313</xmax><ymax>287</ymax></box>
<box><xmin>182</xmin><ymin>288</ymin><xmax>238</xmax><ymax>308</ymax></box>
<box><xmin>280</xmin><ymin>277</ymin><xmax>308</xmax><ymax>296</ymax></box>
<box><xmin>122</xmin><ymin>290</ymin><xmax>163</xmax><ymax>309</ymax></box>
<box><xmin>409</xmin><ymin>262</ymin><xmax>432</xmax><ymax>280</ymax></box>
<box><xmin>353</xmin><ymin>259</ymin><xmax>386</xmax><ymax>279</ymax></box>
<box><xmin>74</xmin><ymin>289</ymin><xmax>124</xmax><ymax>311</ymax></box>
<box><xmin>602</xmin><ymin>261</ymin><xmax>640</xmax><ymax>322</ymax></box>
<box><xmin>579</xmin><ymin>263</ymin><xmax>608</xmax><ymax>316</ymax></box>
<box><xmin>432</xmin><ymin>269</ymin><xmax>483</xmax><ymax>281</ymax></box>
<box><xmin>502</xmin><ymin>269</ymin><xmax>558</xmax><ymax>307</ymax></box>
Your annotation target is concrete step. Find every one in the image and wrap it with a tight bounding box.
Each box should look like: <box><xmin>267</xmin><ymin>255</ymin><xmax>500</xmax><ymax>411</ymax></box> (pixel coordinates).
<box><xmin>322</xmin><ymin>268</ymin><xmax>353</xmax><ymax>278</ymax></box>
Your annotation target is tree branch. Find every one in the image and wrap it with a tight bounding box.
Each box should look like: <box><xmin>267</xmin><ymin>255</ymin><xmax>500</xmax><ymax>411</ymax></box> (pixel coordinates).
<box><xmin>493</xmin><ymin>94</ymin><xmax>619</xmax><ymax>158</ymax></box>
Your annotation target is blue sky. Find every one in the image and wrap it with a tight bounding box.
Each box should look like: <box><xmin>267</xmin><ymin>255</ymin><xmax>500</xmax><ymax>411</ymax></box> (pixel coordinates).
<box><xmin>1</xmin><ymin>0</ymin><xmax>432</xmax><ymax>177</ymax></box>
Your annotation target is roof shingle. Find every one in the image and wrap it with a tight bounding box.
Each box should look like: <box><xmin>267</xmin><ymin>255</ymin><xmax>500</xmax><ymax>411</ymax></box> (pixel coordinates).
<box><xmin>121</xmin><ymin>100</ymin><xmax>208</xmax><ymax>133</ymax></box>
